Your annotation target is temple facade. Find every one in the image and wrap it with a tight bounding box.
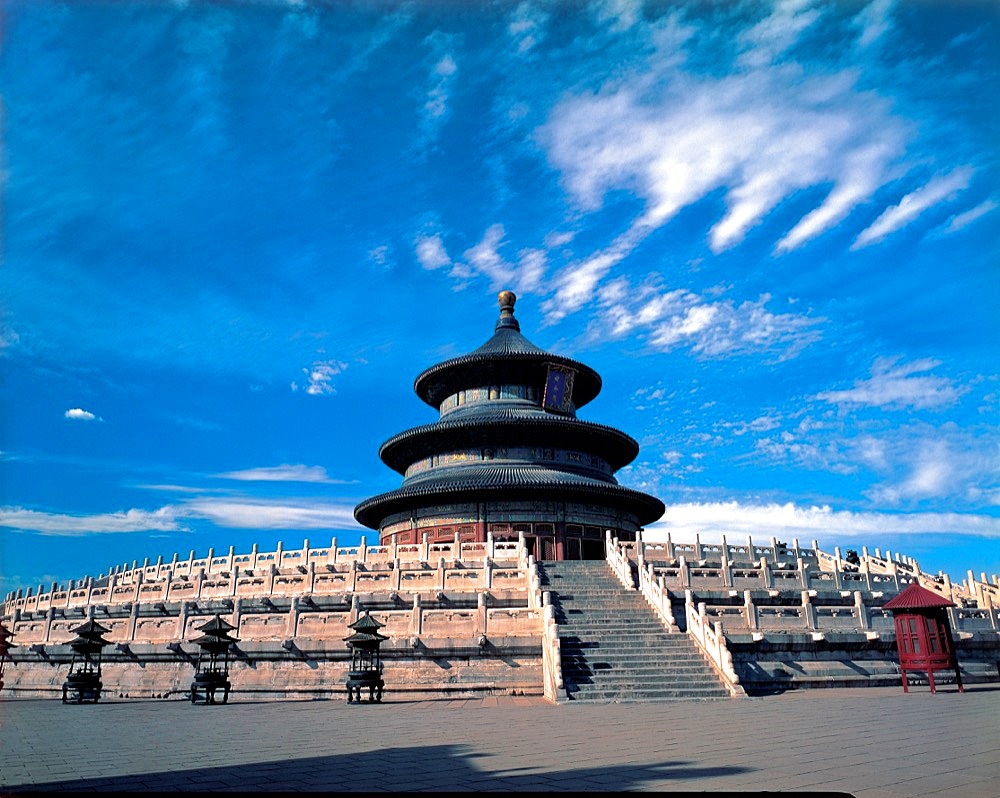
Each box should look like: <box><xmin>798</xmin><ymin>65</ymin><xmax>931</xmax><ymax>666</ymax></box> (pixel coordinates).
<box><xmin>354</xmin><ymin>291</ymin><xmax>665</xmax><ymax>560</ymax></box>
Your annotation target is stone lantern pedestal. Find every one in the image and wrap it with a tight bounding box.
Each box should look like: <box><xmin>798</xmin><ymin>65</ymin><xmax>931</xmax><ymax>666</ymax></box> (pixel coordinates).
<box><xmin>190</xmin><ymin>615</ymin><xmax>239</xmax><ymax>705</ymax></box>
<box><xmin>0</xmin><ymin>623</ymin><xmax>14</xmax><ymax>693</ymax></box>
<box><xmin>62</xmin><ymin>619</ymin><xmax>111</xmax><ymax>704</ymax></box>
<box><xmin>345</xmin><ymin>611</ymin><xmax>388</xmax><ymax>703</ymax></box>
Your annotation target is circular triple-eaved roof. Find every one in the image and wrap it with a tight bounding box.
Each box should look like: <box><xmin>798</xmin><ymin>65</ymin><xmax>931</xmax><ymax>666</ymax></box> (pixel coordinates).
<box><xmin>413</xmin><ymin>291</ymin><xmax>602</xmax><ymax>409</ymax></box>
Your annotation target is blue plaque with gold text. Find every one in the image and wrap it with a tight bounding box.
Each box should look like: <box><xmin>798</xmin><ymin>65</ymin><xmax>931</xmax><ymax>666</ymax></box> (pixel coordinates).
<box><xmin>543</xmin><ymin>363</ymin><xmax>576</xmax><ymax>414</ymax></box>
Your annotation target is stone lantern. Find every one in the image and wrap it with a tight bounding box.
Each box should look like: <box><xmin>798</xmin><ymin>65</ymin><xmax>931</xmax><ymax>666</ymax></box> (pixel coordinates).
<box><xmin>344</xmin><ymin>611</ymin><xmax>388</xmax><ymax>703</ymax></box>
<box><xmin>0</xmin><ymin>623</ymin><xmax>14</xmax><ymax>693</ymax></box>
<box><xmin>190</xmin><ymin>615</ymin><xmax>239</xmax><ymax>705</ymax></box>
<box><xmin>62</xmin><ymin>619</ymin><xmax>111</xmax><ymax>703</ymax></box>
<box><xmin>884</xmin><ymin>583</ymin><xmax>964</xmax><ymax>694</ymax></box>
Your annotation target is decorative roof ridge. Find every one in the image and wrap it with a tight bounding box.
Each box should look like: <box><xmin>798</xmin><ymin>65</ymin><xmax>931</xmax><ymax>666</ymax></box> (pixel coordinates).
<box><xmin>412</xmin><ymin>290</ymin><xmax>603</xmax><ymax>408</ymax></box>
<box><xmin>379</xmin><ymin>414</ymin><xmax>639</xmax><ymax>455</ymax></box>
<box><xmin>883</xmin><ymin>582</ymin><xmax>957</xmax><ymax>609</ymax></box>
<box><xmin>354</xmin><ymin>477</ymin><xmax>665</xmax><ymax>526</ymax></box>
<box><xmin>400</xmin><ymin>462</ymin><xmax>620</xmax><ymax>488</ymax></box>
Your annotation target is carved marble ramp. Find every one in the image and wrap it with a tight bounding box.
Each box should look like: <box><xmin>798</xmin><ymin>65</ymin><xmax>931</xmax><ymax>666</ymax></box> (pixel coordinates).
<box><xmin>540</xmin><ymin>560</ymin><xmax>731</xmax><ymax>701</ymax></box>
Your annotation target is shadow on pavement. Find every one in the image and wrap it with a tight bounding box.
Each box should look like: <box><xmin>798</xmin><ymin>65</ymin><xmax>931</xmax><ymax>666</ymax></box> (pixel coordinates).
<box><xmin>4</xmin><ymin>743</ymin><xmax>755</xmax><ymax>793</ymax></box>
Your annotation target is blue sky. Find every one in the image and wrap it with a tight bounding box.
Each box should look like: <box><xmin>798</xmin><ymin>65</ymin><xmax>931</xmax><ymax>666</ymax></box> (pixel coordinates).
<box><xmin>2</xmin><ymin>0</ymin><xmax>998</xmax><ymax>594</ymax></box>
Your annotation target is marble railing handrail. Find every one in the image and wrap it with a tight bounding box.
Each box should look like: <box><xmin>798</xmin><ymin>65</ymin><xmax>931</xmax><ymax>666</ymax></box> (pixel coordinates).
<box><xmin>7</xmin><ymin>600</ymin><xmax>545</xmax><ymax>648</ymax></box>
<box><xmin>541</xmin><ymin>591</ymin><xmax>566</xmax><ymax>702</ymax></box>
<box><xmin>605</xmin><ymin>532</ymin><xmax>636</xmax><ymax>590</ymax></box>
<box><xmin>684</xmin><ymin>592</ymin><xmax>744</xmax><ymax>696</ymax></box>
<box><xmin>3</xmin><ymin>538</ymin><xmax>531</xmax><ymax>616</ymax></box>
<box><xmin>636</xmin><ymin>560</ymin><xmax>676</xmax><ymax>632</ymax></box>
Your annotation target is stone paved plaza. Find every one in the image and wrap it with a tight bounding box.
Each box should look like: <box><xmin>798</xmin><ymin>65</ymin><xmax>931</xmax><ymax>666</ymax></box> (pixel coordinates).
<box><xmin>1</xmin><ymin>687</ymin><xmax>998</xmax><ymax>795</ymax></box>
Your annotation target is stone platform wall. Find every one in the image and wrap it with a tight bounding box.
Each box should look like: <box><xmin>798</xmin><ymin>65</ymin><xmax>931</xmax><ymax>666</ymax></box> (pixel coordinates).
<box><xmin>3</xmin><ymin>638</ymin><xmax>544</xmax><ymax>701</ymax></box>
<box><xmin>628</xmin><ymin>534</ymin><xmax>1000</xmax><ymax>693</ymax></box>
<box><xmin>1</xmin><ymin>537</ymin><xmax>547</xmax><ymax>701</ymax></box>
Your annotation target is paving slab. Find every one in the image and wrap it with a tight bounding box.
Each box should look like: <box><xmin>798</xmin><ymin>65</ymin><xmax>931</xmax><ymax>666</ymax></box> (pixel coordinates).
<box><xmin>1</xmin><ymin>686</ymin><xmax>998</xmax><ymax>794</ymax></box>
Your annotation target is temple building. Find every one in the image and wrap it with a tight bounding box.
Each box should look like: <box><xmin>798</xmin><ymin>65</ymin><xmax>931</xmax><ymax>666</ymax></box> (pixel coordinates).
<box><xmin>3</xmin><ymin>291</ymin><xmax>999</xmax><ymax>701</ymax></box>
<box><xmin>354</xmin><ymin>291</ymin><xmax>665</xmax><ymax>560</ymax></box>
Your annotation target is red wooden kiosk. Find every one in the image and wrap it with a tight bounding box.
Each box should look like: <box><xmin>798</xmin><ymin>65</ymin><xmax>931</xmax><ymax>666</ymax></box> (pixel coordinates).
<box><xmin>884</xmin><ymin>583</ymin><xmax>964</xmax><ymax>694</ymax></box>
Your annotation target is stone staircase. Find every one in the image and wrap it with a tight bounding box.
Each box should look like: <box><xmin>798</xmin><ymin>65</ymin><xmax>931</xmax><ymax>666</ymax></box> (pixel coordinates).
<box><xmin>539</xmin><ymin>560</ymin><xmax>733</xmax><ymax>701</ymax></box>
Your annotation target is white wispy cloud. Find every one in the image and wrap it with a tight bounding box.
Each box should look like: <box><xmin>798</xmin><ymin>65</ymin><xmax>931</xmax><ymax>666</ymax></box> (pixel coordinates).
<box><xmin>863</xmin><ymin>430</ymin><xmax>1000</xmax><ymax>506</ymax></box>
<box><xmin>64</xmin><ymin>408</ymin><xmax>100</xmax><ymax>421</ymax></box>
<box><xmin>737</xmin><ymin>0</ymin><xmax>821</xmax><ymax>69</ymax></box>
<box><xmin>645</xmin><ymin>500</ymin><xmax>1000</xmax><ymax>542</ymax></box>
<box><xmin>541</xmin><ymin>225</ymin><xmax>648</xmax><ymax>322</ymax></box>
<box><xmin>538</xmin><ymin>53</ymin><xmax>908</xmax><ymax>314</ymax></box>
<box><xmin>180</xmin><ymin>498</ymin><xmax>360</xmax><ymax>530</ymax></box>
<box><xmin>853</xmin><ymin>0</ymin><xmax>895</xmax><ymax>49</ymax></box>
<box><xmin>415</xmin><ymin>233</ymin><xmax>451</xmax><ymax>270</ymax></box>
<box><xmin>135</xmin><ymin>484</ymin><xmax>231</xmax><ymax>495</ymax></box>
<box><xmin>507</xmin><ymin>1</ymin><xmax>549</xmax><ymax>55</ymax></box>
<box><xmin>869</xmin><ymin>438</ymin><xmax>955</xmax><ymax>504</ymax></box>
<box><xmin>453</xmin><ymin>223</ymin><xmax>546</xmax><ymax>294</ymax></box>
<box><xmin>291</xmin><ymin>359</ymin><xmax>347</xmax><ymax>396</ymax></box>
<box><xmin>591</xmin><ymin>0</ymin><xmax>644</xmax><ymax>33</ymax></box>
<box><xmin>591</xmin><ymin>280</ymin><xmax>822</xmax><ymax>360</ymax></box>
<box><xmin>419</xmin><ymin>32</ymin><xmax>458</xmax><ymax>146</ymax></box>
<box><xmin>367</xmin><ymin>244</ymin><xmax>393</xmax><ymax>269</ymax></box>
<box><xmin>815</xmin><ymin>357</ymin><xmax>963</xmax><ymax>410</ymax></box>
<box><xmin>0</xmin><ymin>495</ymin><xmax>363</xmax><ymax>536</ymax></box>
<box><xmin>774</xmin><ymin>138</ymin><xmax>901</xmax><ymax>253</ymax></box>
<box><xmin>852</xmin><ymin>166</ymin><xmax>974</xmax><ymax>249</ymax></box>
<box><xmin>214</xmin><ymin>464</ymin><xmax>354</xmax><ymax>484</ymax></box>
<box><xmin>0</xmin><ymin>506</ymin><xmax>183</xmax><ymax>536</ymax></box>
<box><xmin>751</xmin><ymin>410</ymin><xmax>998</xmax><ymax>509</ymax></box>
<box><xmin>0</xmin><ymin>326</ymin><xmax>19</xmax><ymax>352</ymax></box>
<box><xmin>942</xmin><ymin>198</ymin><xmax>998</xmax><ymax>234</ymax></box>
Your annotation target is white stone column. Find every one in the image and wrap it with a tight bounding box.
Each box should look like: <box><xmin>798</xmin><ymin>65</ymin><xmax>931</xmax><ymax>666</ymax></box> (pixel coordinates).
<box><xmin>477</xmin><ymin>592</ymin><xmax>487</xmax><ymax>636</ymax></box>
<box><xmin>801</xmin><ymin>590</ymin><xmax>816</xmax><ymax>630</ymax></box>
<box><xmin>760</xmin><ymin>557</ymin><xmax>773</xmax><ymax>589</ymax></box>
<box><xmin>744</xmin><ymin>590</ymin><xmax>758</xmax><ymax>631</ymax></box>
<box><xmin>854</xmin><ymin>591</ymin><xmax>869</xmax><ymax>630</ymax></box>
<box><xmin>678</xmin><ymin>556</ymin><xmax>690</xmax><ymax>589</ymax></box>
<box><xmin>232</xmin><ymin>598</ymin><xmax>244</xmax><ymax>638</ymax></box>
<box><xmin>287</xmin><ymin>596</ymin><xmax>300</xmax><ymax>638</ymax></box>
<box><xmin>177</xmin><ymin>601</ymin><xmax>190</xmax><ymax>639</ymax></box>
<box><xmin>43</xmin><ymin>607</ymin><xmax>56</xmax><ymax>644</ymax></box>
<box><xmin>127</xmin><ymin>601</ymin><xmax>140</xmax><ymax>642</ymax></box>
<box><xmin>411</xmin><ymin>594</ymin><xmax>422</xmax><ymax>636</ymax></box>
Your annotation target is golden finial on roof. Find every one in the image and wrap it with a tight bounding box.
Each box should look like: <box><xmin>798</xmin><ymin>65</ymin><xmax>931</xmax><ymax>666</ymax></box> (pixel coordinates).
<box><xmin>496</xmin><ymin>290</ymin><xmax>520</xmax><ymax>331</ymax></box>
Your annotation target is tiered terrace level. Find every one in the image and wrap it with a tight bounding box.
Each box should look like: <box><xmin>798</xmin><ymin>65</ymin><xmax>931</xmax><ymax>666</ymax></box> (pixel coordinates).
<box><xmin>354</xmin><ymin>291</ymin><xmax>665</xmax><ymax>560</ymax></box>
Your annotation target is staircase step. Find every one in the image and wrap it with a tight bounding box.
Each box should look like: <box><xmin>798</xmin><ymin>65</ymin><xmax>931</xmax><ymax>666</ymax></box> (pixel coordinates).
<box><xmin>539</xmin><ymin>560</ymin><xmax>734</xmax><ymax>702</ymax></box>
